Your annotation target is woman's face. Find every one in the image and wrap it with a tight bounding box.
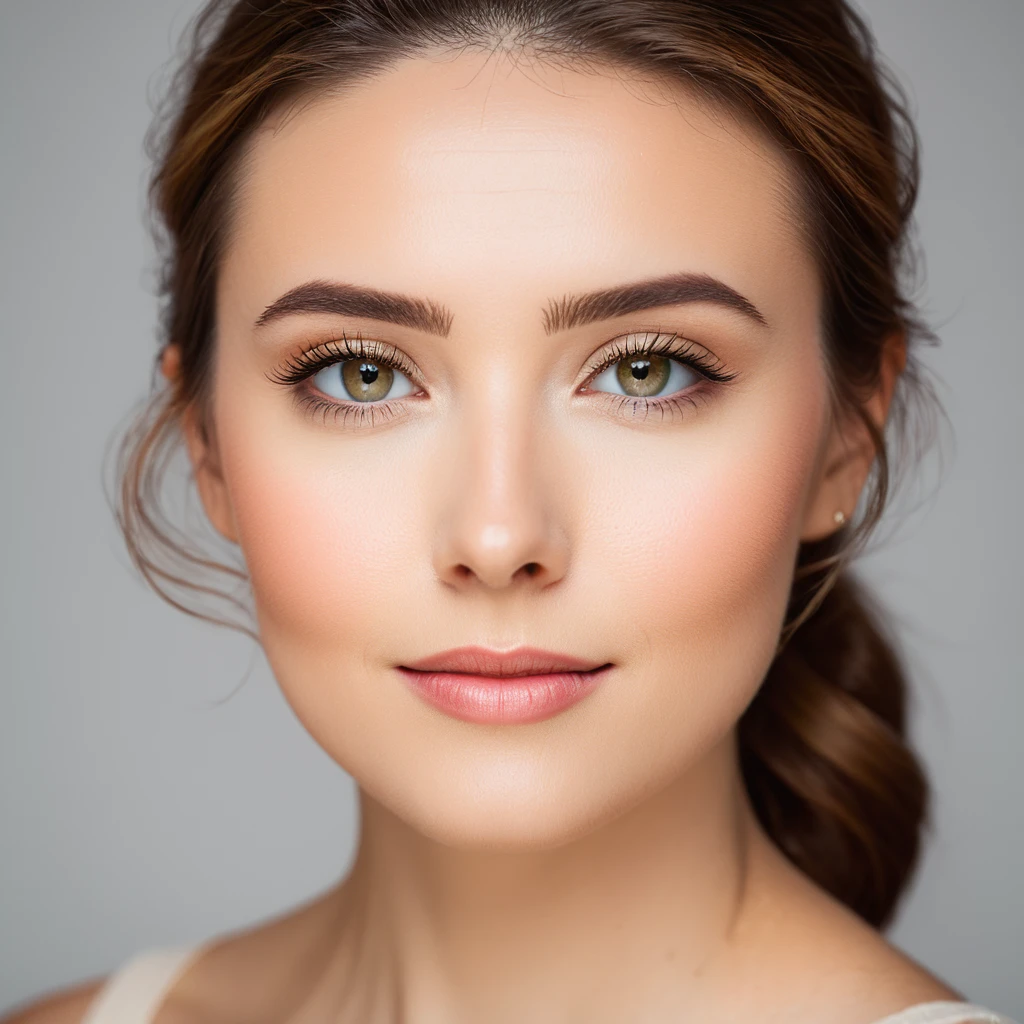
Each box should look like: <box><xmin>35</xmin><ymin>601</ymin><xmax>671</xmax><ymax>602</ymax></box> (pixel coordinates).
<box><xmin>196</xmin><ymin>50</ymin><xmax>851</xmax><ymax>846</ymax></box>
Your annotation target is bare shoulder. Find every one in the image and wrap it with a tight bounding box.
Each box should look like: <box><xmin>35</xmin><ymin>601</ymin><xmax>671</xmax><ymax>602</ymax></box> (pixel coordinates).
<box><xmin>1</xmin><ymin>978</ymin><xmax>107</xmax><ymax>1024</ymax></box>
<box><xmin>1</xmin><ymin>978</ymin><xmax>208</xmax><ymax>1024</ymax></box>
<box><xmin>160</xmin><ymin>887</ymin><xmax>350</xmax><ymax>1023</ymax></box>
<box><xmin>1</xmin><ymin>886</ymin><xmax>345</xmax><ymax>1024</ymax></box>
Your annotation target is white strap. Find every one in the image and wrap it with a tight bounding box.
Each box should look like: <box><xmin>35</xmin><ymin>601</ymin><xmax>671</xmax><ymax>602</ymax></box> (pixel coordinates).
<box><xmin>871</xmin><ymin>1002</ymin><xmax>1018</xmax><ymax>1024</ymax></box>
<box><xmin>80</xmin><ymin>945</ymin><xmax>205</xmax><ymax>1024</ymax></box>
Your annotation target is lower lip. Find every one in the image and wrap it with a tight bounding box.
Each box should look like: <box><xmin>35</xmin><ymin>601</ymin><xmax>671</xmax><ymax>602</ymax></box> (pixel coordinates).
<box><xmin>396</xmin><ymin>667</ymin><xmax>610</xmax><ymax>724</ymax></box>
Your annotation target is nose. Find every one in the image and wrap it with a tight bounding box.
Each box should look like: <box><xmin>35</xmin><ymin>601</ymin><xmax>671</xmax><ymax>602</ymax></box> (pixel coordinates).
<box><xmin>432</xmin><ymin>396</ymin><xmax>570</xmax><ymax>593</ymax></box>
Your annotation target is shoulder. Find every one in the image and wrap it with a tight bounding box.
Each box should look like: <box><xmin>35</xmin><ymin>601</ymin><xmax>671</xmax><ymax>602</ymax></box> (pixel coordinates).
<box><xmin>1</xmin><ymin>976</ymin><xmax>206</xmax><ymax>1024</ymax></box>
<box><xmin>0</xmin><ymin>887</ymin><xmax>339</xmax><ymax>1024</ymax></box>
<box><xmin>1</xmin><ymin>978</ymin><xmax>107</xmax><ymax>1024</ymax></box>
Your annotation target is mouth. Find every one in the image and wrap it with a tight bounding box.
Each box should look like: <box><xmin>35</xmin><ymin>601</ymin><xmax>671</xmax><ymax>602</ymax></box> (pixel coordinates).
<box><xmin>396</xmin><ymin>645</ymin><xmax>613</xmax><ymax>724</ymax></box>
<box><xmin>401</xmin><ymin>645</ymin><xmax>610</xmax><ymax>677</ymax></box>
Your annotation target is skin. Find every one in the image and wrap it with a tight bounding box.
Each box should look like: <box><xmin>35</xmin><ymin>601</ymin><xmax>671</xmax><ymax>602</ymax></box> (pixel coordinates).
<box><xmin>5</xmin><ymin>48</ymin><xmax>962</xmax><ymax>1024</ymax></box>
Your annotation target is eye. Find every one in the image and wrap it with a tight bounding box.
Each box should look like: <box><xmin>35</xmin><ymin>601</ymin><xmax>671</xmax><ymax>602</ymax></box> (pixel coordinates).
<box><xmin>590</xmin><ymin>351</ymin><xmax>701</xmax><ymax>399</ymax></box>
<box><xmin>311</xmin><ymin>357</ymin><xmax>417</xmax><ymax>403</ymax></box>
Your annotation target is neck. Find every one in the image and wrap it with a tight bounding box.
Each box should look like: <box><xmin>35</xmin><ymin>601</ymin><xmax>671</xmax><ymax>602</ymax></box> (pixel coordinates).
<box><xmin>306</xmin><ymin>734</ymin><xmax>776</xmax><ymax>1023</ymax></box>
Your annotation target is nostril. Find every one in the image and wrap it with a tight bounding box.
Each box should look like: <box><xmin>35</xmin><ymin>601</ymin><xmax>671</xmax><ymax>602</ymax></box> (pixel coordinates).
<box><xmin>522</xmin><ymin>562</ymin><xmax>540</xmax><ymax>577</ymax></box>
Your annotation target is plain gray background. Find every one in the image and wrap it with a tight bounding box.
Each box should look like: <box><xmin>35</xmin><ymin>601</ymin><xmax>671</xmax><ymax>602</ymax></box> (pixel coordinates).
<box><xmin>1</xmin><ymin>0</ymin><xmax>1021</xmax><ymax>1015</ymax></box>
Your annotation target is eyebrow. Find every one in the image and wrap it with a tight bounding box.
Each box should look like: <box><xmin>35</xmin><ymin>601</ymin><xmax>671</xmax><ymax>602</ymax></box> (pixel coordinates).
<box><xmin>545</xmin><ymin>272</ymin><xmax>768</xmax><ymax>333</ymax></box>
<box><xmin>254</xmin><ymin>271</ymin><xmax>768</xmax><ymax>336</ymax></box>
<box><xmin>254</xmin><ymin>280</ymin><xmax>454</xmax><ymax>336</ymax></box>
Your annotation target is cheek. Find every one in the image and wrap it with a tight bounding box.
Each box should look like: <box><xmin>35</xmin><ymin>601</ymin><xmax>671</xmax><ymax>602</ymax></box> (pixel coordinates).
<box><xmin>577</xmin><ymin>368</ymin><xmax>829</xmax><ymax>737</ymax></box>
<box><xmin>214</xmin><ymin>396</ymin><xmax>429</xmax><ymax>657</ymax></box>
<box><xmin>651</xmin><ymin>421</ymin><xmax>813</xmax><ymax>646</ymax></box>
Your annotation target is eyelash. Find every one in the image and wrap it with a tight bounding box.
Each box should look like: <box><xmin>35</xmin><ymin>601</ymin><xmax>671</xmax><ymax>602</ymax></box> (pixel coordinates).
<box><xmin>266</xmin><ymin>330</ymin><xmax>737</xmax><ymax>428</ymax></box>
<box><xmin>266</xmin><ymin>335</ymin><xmax>422</xmax><ymax>428</ymax></box>
<box><xmin>580</xmin><ymin>331</ymin><xmax>736</xmax><ymax>424</ymax></box>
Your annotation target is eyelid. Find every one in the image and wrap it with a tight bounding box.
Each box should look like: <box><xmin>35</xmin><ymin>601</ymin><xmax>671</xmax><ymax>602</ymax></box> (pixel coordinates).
<box><xmin>580</xmin><ymin>331</ymin><xmax>736</xmax><ymax>388</ymax></box>
<box><xmin>266</xmin><ymin>331</ymin><xmax>424</xmax><ymax>391</ymax></box>
<box><xmin>269</xmin><ymin>329</ymin><xmax>731</xmax><ymax>390</ymax></box>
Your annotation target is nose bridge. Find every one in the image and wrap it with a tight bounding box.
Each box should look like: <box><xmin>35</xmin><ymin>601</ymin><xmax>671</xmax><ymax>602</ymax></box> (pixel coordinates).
<box><xmin>434</xmin><ymin>372</ymin><xmax>567</xmax><ymax>591</ymax></box>
<box><xmin>469</xmin><ymin>374</ymin><xmax>534</xmax><ymax>510</ymax></box>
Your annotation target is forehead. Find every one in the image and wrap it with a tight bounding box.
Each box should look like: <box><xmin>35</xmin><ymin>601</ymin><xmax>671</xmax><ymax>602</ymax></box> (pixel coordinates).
<box><xmin>224</xmin><ymin>50</ymin><xmax>814</xmax><ymax>317</ymax></box>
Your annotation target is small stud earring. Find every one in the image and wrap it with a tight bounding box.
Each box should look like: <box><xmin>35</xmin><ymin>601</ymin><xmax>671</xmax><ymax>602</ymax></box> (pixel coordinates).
<box><xmin>833</xmin><ymin>510</ymin><xmax>847</xmax><ymax>526</ymax></box>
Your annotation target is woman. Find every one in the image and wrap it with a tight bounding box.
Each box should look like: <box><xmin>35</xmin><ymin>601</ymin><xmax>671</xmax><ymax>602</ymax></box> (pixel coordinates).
<box><xmin>7</xmin><ymin>1</ymin><xmax>1017</xmax><ymax>1022</ymax></box>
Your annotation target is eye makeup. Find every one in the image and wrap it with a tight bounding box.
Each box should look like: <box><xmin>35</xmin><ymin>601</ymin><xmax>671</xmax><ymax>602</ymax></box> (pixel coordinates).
<box><xmin>579</xmin><ymin>331</ymin><xmax>737</xmax><ymax>424</ymax></box>
<box><xmin>265</xmin><ymin>329</ymin><xmax>738</xmax><ymax>428</ymax></box>
<box><xmin>266</xmin><ymin>334</ymin><xmax>426</xmax><ymax>428</ymax></box>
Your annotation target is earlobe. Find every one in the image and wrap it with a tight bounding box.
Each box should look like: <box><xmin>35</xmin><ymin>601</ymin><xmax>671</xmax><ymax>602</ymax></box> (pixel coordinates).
<box><xmin>799</xmin><ymin>330</ymin><xmax>906</xmax><ymax>544</ymax></box>
<box><xmin>163</xmin><ymin>342</ymin><xmax>240</xmax><ymax>544</ymax></box>
<box><xmin>799</xmin><ymin>417</ymin><xmax>871</xmax><ymax>543</ymax></box>
<box><xmin>160</xmin><ymin>344</ymin><xmax>182</xmax><ymax>385</ymax></box>
<box><xmin>180</xmin><ymin>396</ymin><xmax>241</xmax><ymax>546</ymax></box>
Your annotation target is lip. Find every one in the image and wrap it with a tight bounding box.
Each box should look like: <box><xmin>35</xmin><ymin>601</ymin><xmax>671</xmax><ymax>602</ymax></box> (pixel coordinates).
<box><xmin>397</xmin><ymin>645</ymin><xmax>612</xmax><ymax>724</ymax></box>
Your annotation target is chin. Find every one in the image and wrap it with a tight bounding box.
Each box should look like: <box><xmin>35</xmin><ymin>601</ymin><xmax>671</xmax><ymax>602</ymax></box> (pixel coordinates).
<box><xmin>364</xmin><ymin>758</ymin><xmax>652</xmax><ymax>853</ymax></box>
<box><xmin>398</xmin><ymin>801</ymin><xmax>621</xmax><ymax>853</ymax></box>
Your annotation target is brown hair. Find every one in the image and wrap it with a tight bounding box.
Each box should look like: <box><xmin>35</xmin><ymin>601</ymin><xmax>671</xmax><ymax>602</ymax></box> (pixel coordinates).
<box><xmin>116</xmin><ymin>0</ymin><xmax>943</xmax><ymax>929</ymax></box>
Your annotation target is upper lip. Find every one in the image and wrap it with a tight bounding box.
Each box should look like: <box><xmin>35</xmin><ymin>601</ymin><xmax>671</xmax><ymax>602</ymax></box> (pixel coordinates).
<box><xmin>400</xmin><ymin>645</ymin><xmax>609</xmax><ymax>677</ymax></box>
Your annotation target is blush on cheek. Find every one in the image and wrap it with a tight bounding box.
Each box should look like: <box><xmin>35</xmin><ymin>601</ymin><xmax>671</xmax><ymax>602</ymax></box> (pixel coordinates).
<box><xmin>675</xmin><ymin>415</ymin><xmax>826</xmax><ymax>683</ymax></box>
<box><xmin>686</xmin><ymin>467</ymin><xmax>799</xmax><ymax>638</ymax></box>
<box><xmin>633</xmin><ymin>478</ymin><xmax>794</xmax><ymax>663</ymax></box>
<box><xmin>606</xmin><ymin>397</ymin><xmax>826</xmax><ymax>716</ymax></box>
<box><xmin>219</xmin><ymin>424</ymin><xmax>412</xmax><ymax>648</ymax></box>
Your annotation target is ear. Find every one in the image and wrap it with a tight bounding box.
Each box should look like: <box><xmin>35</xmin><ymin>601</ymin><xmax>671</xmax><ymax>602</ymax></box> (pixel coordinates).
<box><xmin>162</xmin><ymin>344</ymin><xmax>240</xmax><ymax>545</ymax></box>
<box><xmin>800</xmin><ymin>331</ymin><xmax>906</xmax><ymax>543</ymax></box>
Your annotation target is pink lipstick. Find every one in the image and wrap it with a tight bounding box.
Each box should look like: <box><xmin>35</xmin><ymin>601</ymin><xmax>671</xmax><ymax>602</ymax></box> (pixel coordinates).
<box><xmin>396</xmin><ymin>645</ymin><xmax>612</xmax><ymax>724</ymax></box>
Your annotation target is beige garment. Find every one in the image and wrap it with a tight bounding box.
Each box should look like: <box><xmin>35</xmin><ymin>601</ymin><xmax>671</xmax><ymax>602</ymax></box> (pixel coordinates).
<box><xmin>80</xmin><ymin>944</ymin><xmax>1019</xmax><ymax>1024</ymax></box>
<box><xmin>78</xmin><ymin>946</ymin><xmax>202</xmax><ymax>1024</ymax></box>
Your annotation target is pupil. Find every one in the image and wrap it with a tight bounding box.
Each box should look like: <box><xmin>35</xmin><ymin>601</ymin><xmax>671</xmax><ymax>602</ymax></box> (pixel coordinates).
<box><xmin>631</xmin><ymin>359</ymin><xmax>651</xmax><ymax>380</ymax></box>
<box><xmin>360</xmin><ymin>361</ymin><xmax>379</xmax><ymax>384</ymax></box>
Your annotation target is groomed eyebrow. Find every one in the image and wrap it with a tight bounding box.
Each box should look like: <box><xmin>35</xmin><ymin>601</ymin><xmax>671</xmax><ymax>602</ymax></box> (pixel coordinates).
<box><xmin>545</xmin><ymin>271</ymin><xmax>767</xmax><ymax>332</ymax></box>
<box><xmin>254</xmin><ymin>280</ymin><xmax>454</xmax><ymax>336</ymax></box>
<box><xmin>254</xmin><ymin>271</ymin><xmax>768</xmax><ymax>336</ymax></box>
